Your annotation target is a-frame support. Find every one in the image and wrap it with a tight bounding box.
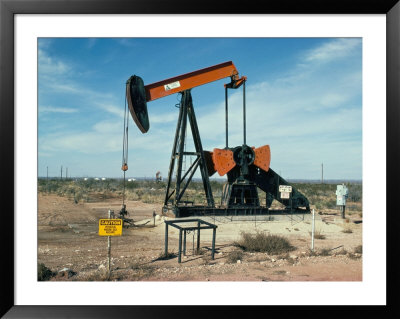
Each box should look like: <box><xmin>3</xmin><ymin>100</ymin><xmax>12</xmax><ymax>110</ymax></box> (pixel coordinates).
<box><xmin>164</xmin><ymin>90</ymin><xmax>214</xmax><ymax>213</ymax></box>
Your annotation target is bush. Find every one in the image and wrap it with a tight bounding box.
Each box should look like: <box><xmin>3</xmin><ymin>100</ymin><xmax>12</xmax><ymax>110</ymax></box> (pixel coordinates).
<box><xmin>354</xmin><ymin>245</ymin><xmax>362</xmax><ymax>254</ymax></box>
<box><xmin>342</xmin><ymin>228</ymin><xmax>353</xmax><ymax>234</ymax></box>
<box><xmin>38</xmin><ymin>263</ymin><xmax>54</xmax><ymax>281</ymax></box>
<box><xmin>226</xmin><ymin>250</ymin><xmax>244</xmax><ymax>263</ymax></box>
<box><xmin>309</xmin><ymin>230</ymin><xmax>326</xmax><ymax>239</ymax></box>
<box><xmin>336</xmin><ymin>248</ymin><xmax>348</xmax><ymax>255</ymax></box>
<box><xmin>155</xmin><ymin>251</ymin><xmax>176</xmax><ymax>260</ymax></box>
<box><xmin>235</xmin><ymin>232</ymin><xmax>295</xmax><ymax>255</ymax></box>
<box><xmin>319</xmin><ymin>248</ymin><xmax>331</xmax><ymax>256</ymax></box>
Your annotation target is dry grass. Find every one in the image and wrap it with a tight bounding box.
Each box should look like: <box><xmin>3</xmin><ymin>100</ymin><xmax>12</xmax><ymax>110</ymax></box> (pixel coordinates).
<box><xmin>342</xmin><ymin>228</ymin><xmax>353</xmax><ymax>234</ymax></box>
<box><xmin>235</xmin><ymin>231</ymin><xmax>295</xmax><ymax>255</ymax></box>
<box><xmin>318</xmin><ymin>248</ymin><xmax>331</xmax><ymax>256</ymax></box>
<box><xmin>155</xmin><ymin>251</ymin><xmax>176</xmax><ymax>261</ymax></box>
<box><xmin>272</xmin><ymin>270</ymin><xmax>287</xmax><ymax>275</ymax></box>
<box><xmin>82</xmin><ymin>271</ymin><xmax>111</xmax><ymax>281</ymax></box>
<box><xmin>277</xmin><ymin>253</ymin><xmax>296</xmax><ymax>264</ymax></box>
<box><xmin>129</xmin><ymin>263</ymin><xmax>155</xmax><ymax>279</ymax></box>
<box><xmin>354</xmin><ymin>245</ymin><xmax>362</xmax><ymax>254</ymax></box>
<box><xmin>309</xmin><ymin>229</ymin><xmax>326</xmax><ymax>239</ymax></box>
<box><xmin>202</xmin><ymin>255</ymin><xmax>213</xmax><ymax>265</ymax></box>
<box><xmin>306</xmin><ymin>248</ymin><xmax>331</xmax><ymax>257</ymax></box>
<box><xmin>336</xmin><ymin>248</ymin><xmax>348</xmax><ymax>255</ymax></box>
<box><xmin>226</xmin><ymin>250</ymin><xmax>244</xmax><ymax>263</ymax></box>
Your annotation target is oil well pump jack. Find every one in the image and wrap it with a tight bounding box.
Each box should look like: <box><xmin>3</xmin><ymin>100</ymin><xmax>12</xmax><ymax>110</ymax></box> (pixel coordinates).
<box><xmin>125</xmin><ymin>61</ymin><xmax>310</xmax><ymax>217</ymax></box>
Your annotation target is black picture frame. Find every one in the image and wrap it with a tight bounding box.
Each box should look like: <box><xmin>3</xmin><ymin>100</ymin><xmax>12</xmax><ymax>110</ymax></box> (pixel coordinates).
<box><xmin>1</xmin><ymin>0</ymin><xmax>398</xmax><ymax>317</ymax></box>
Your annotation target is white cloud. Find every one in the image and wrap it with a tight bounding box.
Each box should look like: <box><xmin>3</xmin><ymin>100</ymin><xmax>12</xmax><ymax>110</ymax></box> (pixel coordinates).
<box><xmin>38</xmin><ymin>38</ymin><xmax>362</xmax><ymax>179</ymax></box>
<box><xmin>38</xmin><ymin>49</ymin><xmax>70</xmax><ymax>75</ymax></box>
<box><xmin>96</xmin><ymin>103</ymin><xmax>125</xmax><ymax>118</ymax></box>
<box><xmin>115</xmin><ymin>39</ymin><xmax>137</xmax><ymax>47</ymax></box>
<box><xmin>92</xmin><ymin>120</ymin><xmax>121</xmax><ymax>133</ymax></box>
<box><xmin>192</xmin><ymin>39</ymin><xmax>362</xmax><ymax>179</ymax></box>
<box><xmin>302</xmin><ymin>38</ymin><xmax>361</xmax><ymax>64</ymax></box>
<box><xmin>86</xmin><ymin>38</ymin><xmax>97</xmax><ymax>49</ymax></box>
<box><xmin>150</xmin><ymin>112</ymin><xmax>177</xmax><ymax>124</ymax></box>
<box><xmin>39</xmin><ymin>106</ymin><xmax>78</xmax><ymax>113</ymax></box>
<box><xmin>39</xmin><ymin>131</ymin><xmax>121</xmax><ymax>154</ymax></box>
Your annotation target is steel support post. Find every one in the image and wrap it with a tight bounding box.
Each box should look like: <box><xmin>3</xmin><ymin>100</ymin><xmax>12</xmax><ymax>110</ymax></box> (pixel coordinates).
<box><xmin>225</xmin><ymin>86</ymin><xmax>228</xmax><ymax>148</ymax></box>
<box><xmin>183</xmin><ymin>230</ymin><xmax>187</xmax><ymax>256</ymax></box>
<box><xmin>178</xmin><ymin>229</ymin><xmax>182</xmax><ymax>263</ymax></box>
<box><xmin>212</xmin><ymin>228</ymin><xmax>216</xmax><ymax>260</ymax></box>
<box><xmin>196</xmin><ymin>221</ymin><xmax>200</xmax><ymax>254</ymax></box>
<box><xmin>186</xmin><ymin>93</ymin><xmax>214</xmax><ymax>207</ymax></box>
<box><xmin>164</xmin><ymin>99</ymin><xmax>185</xmax><ymax>206</ymax></box>
<box><xmin>164</xmin><ymin>223</ymin><xmax>168</xmax><ymax>256</ymax></box>
<box><xmin>175</xmin><ymin>94</ymin><xmax>189</xmax><ymax>206</ymax></box>
<box><xmin>243</xmin><ymin>80</ymin><xmax>246</xmax><ymax>145</ymax></box>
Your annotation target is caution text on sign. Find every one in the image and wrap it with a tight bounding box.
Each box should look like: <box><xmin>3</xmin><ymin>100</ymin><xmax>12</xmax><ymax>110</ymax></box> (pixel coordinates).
<box><xmin>98</xmin><ymin>219</ymin><xmax>123</xmax><ymax>236</ymax></box>
<box><xmin>279</xmin><ymin>185</ymin><xmax>292</xmax><ymax>193</ymax></box>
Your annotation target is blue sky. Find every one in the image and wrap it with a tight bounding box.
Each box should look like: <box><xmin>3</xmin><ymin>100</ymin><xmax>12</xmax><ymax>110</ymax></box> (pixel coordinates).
<box><xmin>38</xmin><ymin>38</ymin><xmax>362</xmax><ymax>180</ymax></box>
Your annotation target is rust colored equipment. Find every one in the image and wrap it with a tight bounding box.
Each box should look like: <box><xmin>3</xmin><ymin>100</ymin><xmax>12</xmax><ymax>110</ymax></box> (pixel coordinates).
<box><xmin>126</xmin><ymin>61</ymin><xmax>246</xmax><ymax>133</ymax></box>
<box><xmin>211</xmin><ymin>145</ymin><xmax>271</xmax><ymax>176</ymax></box>
<box><xmin>126</xmin><ymin>61</ymin><xmax>309</xmax><ymax>217</ymax></box>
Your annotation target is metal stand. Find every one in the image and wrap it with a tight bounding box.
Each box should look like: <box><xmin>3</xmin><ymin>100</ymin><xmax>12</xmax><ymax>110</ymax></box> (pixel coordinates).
<box><xmin>164</xmin><ymin>219</ymin><xmax>217</xmax><ymax>263</ymax></box>
<box><xmin>164</xmin><ymin>90</ymin><xmax>214</xmax><ymax>214</ymax></box>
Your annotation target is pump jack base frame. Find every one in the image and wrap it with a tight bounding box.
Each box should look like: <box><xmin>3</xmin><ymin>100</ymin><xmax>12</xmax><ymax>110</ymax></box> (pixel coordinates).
<box><xmin>164</xmin><ymin>205</ymin><xmax>310</xmax><ymax>218</ymax></box>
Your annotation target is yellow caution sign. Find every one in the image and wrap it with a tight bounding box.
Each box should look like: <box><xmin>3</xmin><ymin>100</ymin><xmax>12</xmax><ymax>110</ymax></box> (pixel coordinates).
<box><xmin>98</xmin><ymin>219</ymin><xmax>123</xmax><ymax>236</ymax></box>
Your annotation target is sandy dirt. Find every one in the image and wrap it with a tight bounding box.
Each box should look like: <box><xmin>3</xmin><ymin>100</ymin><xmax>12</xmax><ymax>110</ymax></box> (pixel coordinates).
<box><xmin>38</xmin><ymin>193</ymin><xmax>362</xmax><ymax>281</ymax></box>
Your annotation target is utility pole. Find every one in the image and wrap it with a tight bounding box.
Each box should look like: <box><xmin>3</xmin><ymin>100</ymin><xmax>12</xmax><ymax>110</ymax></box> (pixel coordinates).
<box><xmin>66</xmin><ymin>167</ymin><xmax>68</xmax><ymax>179</ymax></box>
<box><xmin>321</xmin><ymin>163</ymin><xmax>324</xmax><ymax>184</ymax></box>
<box><xmin>61</xmin><ymin>165</ymin><xmax>63</xmax><ymax>180</ymax></box>
<box><xmin>46</xmin><ymin>166</ymin><xmax>48</xmax><ymax>181</ymax></box>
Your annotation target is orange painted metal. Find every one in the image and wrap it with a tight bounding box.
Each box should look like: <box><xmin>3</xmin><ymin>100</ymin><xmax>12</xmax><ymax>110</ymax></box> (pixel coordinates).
<box><xmin>209</xmin><ymin>145</ymin><xmax>271</xmax><ymax>176</ymax></box>
<box><xmin>212</xmin><ymin>148</ymin><xmax>235</xmax><ymax>176</ymax></box>
<box><xmin>253</xmin><ymin>145</ymin><xmax>271</xmax><ymax>172</ymax></box>
<box><xmin>144</xmin><ymin>61</ymin><xmax>245</xmax><ymax>102</ymax></box>
<box><xmin>224</xmin><ymin>77</ymin><xmax>247</xmax><ymax>89</ymax></box>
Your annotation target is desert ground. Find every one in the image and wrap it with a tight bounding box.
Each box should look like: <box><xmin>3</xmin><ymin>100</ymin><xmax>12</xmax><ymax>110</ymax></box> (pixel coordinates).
<box><xmin>38</xmin><ymin>188</ymin><xmax>362</xmax><ymax>282</ymax></box>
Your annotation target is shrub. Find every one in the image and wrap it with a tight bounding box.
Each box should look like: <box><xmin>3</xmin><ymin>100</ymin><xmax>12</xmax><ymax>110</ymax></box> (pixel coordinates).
<box><xmin>202</xmin><ymin>254</ymin><xmax>213</xmax><ymax>265</ymax></box>
<box><xmin>38</xmin><ymin>263</ymin><xmax>54</xmax><ymax>281</ymax></box>
<box><xmin>354</xmin><ymin>245</ymin><xmax>362</xmax><ymax>254</ymax></box>
<box><xmin>155</xmin><ymin>251</ymin><xmax>176</xmax><ymax>260</ymax></box>
<box><xmin>235</xmin><ymin>232</ymin><xmax>295</xmax><ymax>255</ymax></box>
<box><xmin>336</xmin><ymin>248</ymin><xmax>348</xmax><ymax>255</ymax></box>
<box><xmin>319</xmin><ymin>248</ymin><xmax>331</xmax><ymax>256</ymax></box>
<box><xmin>85</xmin><ymin>272</ymin><xmax>111</xmax><ymax>281</ymax></box>
<box><xmin>129</xmin><ymin>263</ymin><xmax>155</xmax><ymax>279</ymax></box>
<box><xmin>306</xmin><ymin>249</ymin><xmax>318</xmax><ymax>257</ymax></box>
<box><xmin>348</xmin><ymin>252</ymin><xmax>362</xmax><ymax>260</ymax></box>
<box><xmin>277</xmin><ymin>252</ymin><xmax>296</xmax><ymax>264</ymax></box>
<box><xmin>309</xmin><ymin>230</ymin><xmax>326</xmax><ymax>239</ymax></box>
<box><xmin>347</xmin><ymin>184</ymin><xmax>362</xmax><ymax>202</ymax></box>
<box><xmin>342</xmin><ymin>228</ymin><xmax>353</xmax><ymax>234</ymax></box>
<box><xmin>226</xmin><ymin>250</ymin><xmax>244</xmax><ymax>263</ymax></box>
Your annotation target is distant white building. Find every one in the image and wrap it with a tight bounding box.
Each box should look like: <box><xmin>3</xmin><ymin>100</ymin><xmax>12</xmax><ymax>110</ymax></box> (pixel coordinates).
<box><xmin>84</xmin><ymin>178</ymin><xmax>89</xmax><ymax>181</ymax></box>
<box><xmin>128</xmin><ymin>178</ymin><xmax>136</xmax><ymax>182</ymax></box>
<box><xmin>101</xmin><ymin>177</ymin><xmax>106</xmax><ymax>181</ymax></box>
<box><xmin>94</xmin><ymin>177</ymin><xmax>100</xmax><ymax>181</ymax></box>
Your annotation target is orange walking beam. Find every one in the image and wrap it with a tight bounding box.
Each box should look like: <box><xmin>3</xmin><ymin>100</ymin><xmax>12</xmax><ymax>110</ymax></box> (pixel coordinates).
<box><xmin>144</xmin><ymin>61</ymin><xmax>246</xmax><ymax>102</ymax></box>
